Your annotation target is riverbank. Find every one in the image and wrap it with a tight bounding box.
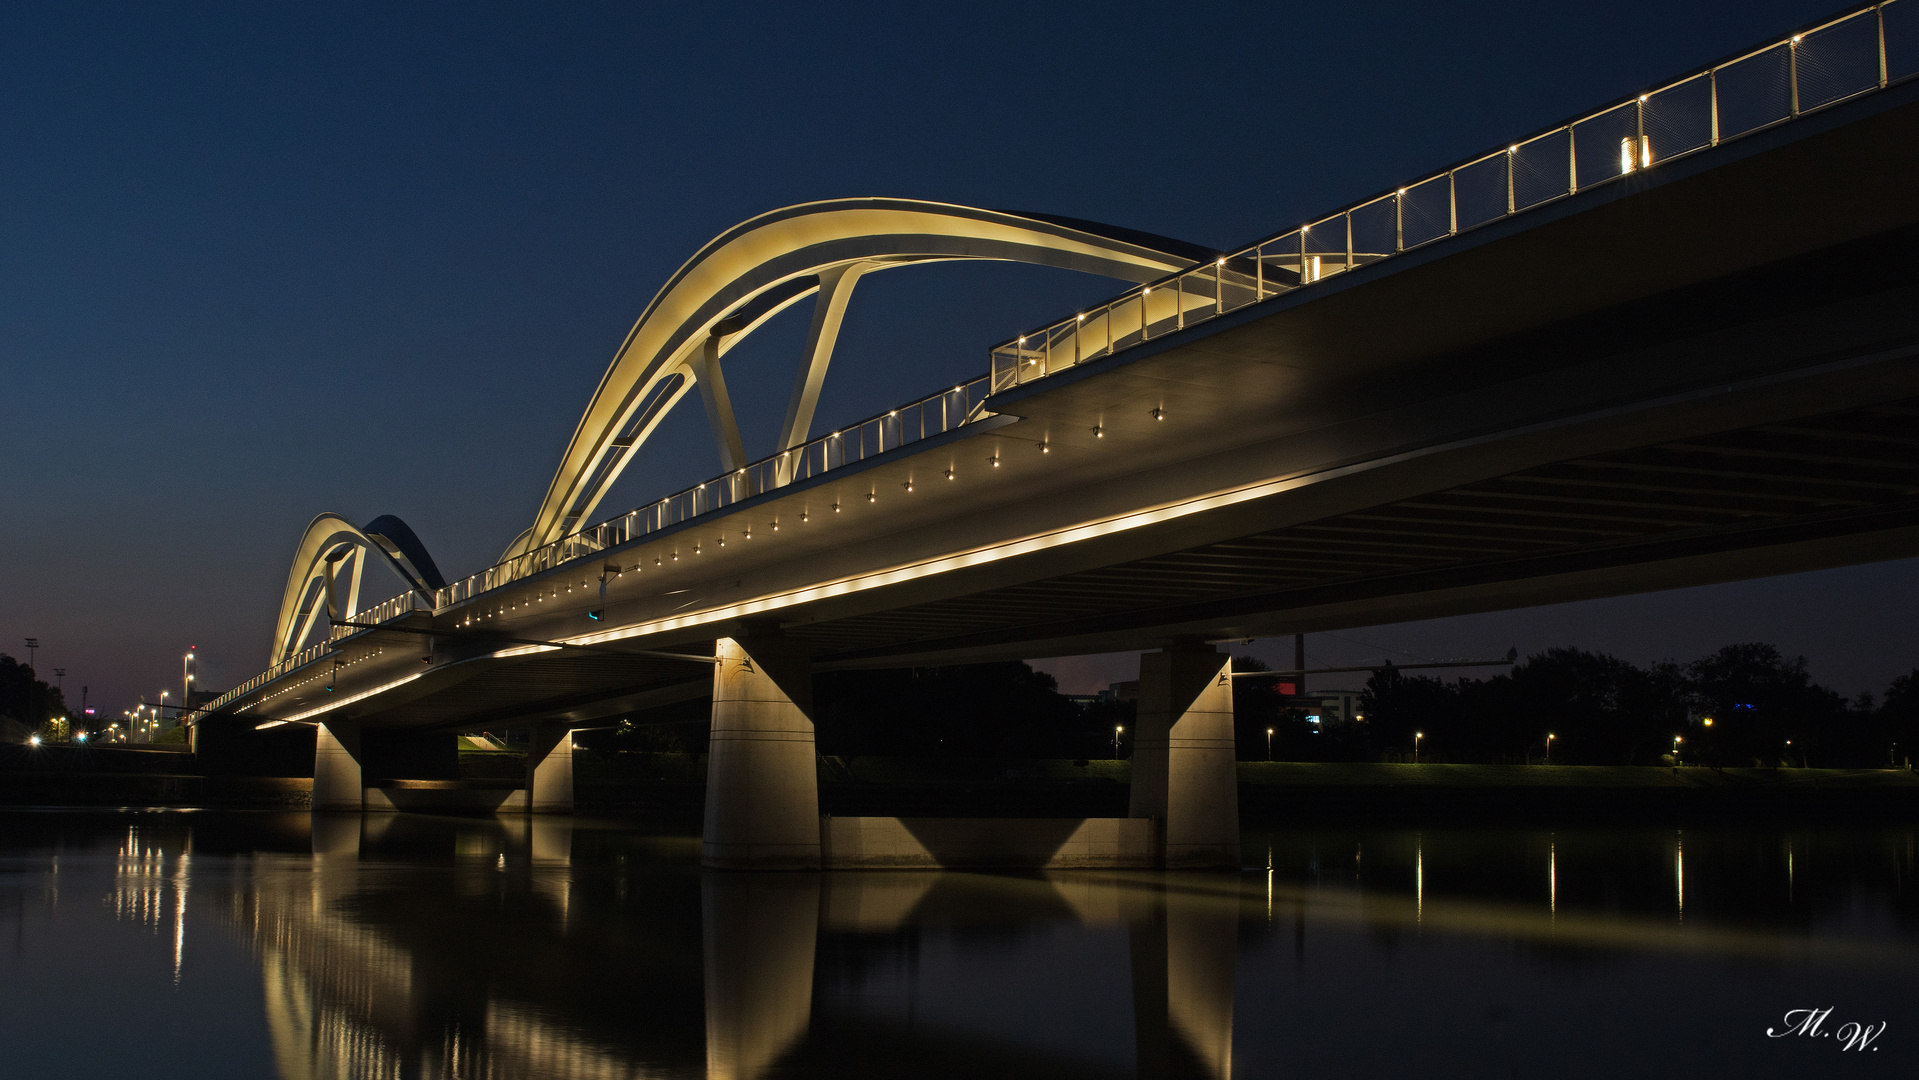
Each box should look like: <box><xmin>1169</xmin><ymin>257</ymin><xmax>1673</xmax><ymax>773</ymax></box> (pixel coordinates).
<box><xmin>3</xmin><ymin>747</ymin><xmax>1913</xmax><ymax>823</ymax></box>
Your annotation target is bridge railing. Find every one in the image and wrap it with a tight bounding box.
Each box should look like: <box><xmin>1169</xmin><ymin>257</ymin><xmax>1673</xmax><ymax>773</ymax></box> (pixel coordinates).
<box><xmin>433</xmin><ymin>374</ymin><xmax>996</xmax><ymax>607</ymax></box>
<box><xmin>992</xmin><ymin>0</ymin><xmax>1918</xmax><ymax>392</ymax></box>
<box><xmin>196</xmin><ymin>590</ymin><xmax>430</xmax><ymax>718</ymax></box>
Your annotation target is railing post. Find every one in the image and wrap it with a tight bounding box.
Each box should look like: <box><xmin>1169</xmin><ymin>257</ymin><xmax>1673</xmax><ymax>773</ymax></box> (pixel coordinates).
<box><xmin>1636</xmin><ymin>94</ymin><xmax>1647</xmax><ymax>169</ymax></box>
<box><xmin>1345</xmin><ymin>212</ymin><xmax>1353</xmax><ymax>271</ymax></box>
<box><xmin>1215</xmin><ymin>261</ymin><xmax>1223</xmax><ymax>313</ymax></box>
<box><xmin>1568</xmin><ymin>125</ymin><xmax>1578</xmax><ymax>193</ymax></box>
<box><xmin>1447</xmin><ymin>171</ymin><xmax>1457</xmax><ymax>235</ymax></box>
<box><xmin>1789</xmin><ymin>35</ymin><xmax>1801</xmax><ymax>117</ymax></box>
<box><xmin>1881</xmin><ymin>4</ymin><xmax>1891</xmax><ymax>89</ymax></box>
<box><xmin>1394</xmin><ymin>190</ymin><xmax>1404</xmax><ymax>253</ymax></box>
<box><xmin>1506</xmin><ymin>147</ymin><xmax>1516</xmax><ymax>214</ymax></box>
<box><xmin>1175</xmin><ymin>276</ymin><xmax>1185</xmax><ymax>330</ymax></box>
<box><xmin>1709</xmin><ymin>69</ymin><xmax>1720</xmax><ymax>145</ymax></box>
<box><xmin>1299</xmin><ymin>229</ymin><xmax>1309</xmax><ymax>285</ymax></box>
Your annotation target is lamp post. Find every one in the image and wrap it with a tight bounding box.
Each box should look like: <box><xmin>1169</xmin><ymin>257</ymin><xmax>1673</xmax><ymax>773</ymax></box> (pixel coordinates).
<box><xmin>1113</xmin><ymin>725</ymin><xmax>1123</xmax><ymax>761</ymax></box>
<box><xmin>1267</xmin><ymin>727</ymin><xmax>1274</xmax><ymax>761</ymax></box>
<box><xmin>1546</xmin><ymin>733</ymin><xmax>1555</xmax><ymax>765</ymax></box>
<box><xmin>183</xmin><ymin>650</ymin><xmax>196</xmax><ymax>714</ymax></box>
<box><xmin>23</xmin><ymin>638</ymin><xmax>38</xmax><ymax>728</ymax></box>
<box><xmin>1672</xmin><ymin>734</ymin><xmax>1682</xmax><ymax>762</ymax></box>
<box><xmin>1414</xmin><ymin>731</ymin><xmax>1423</xmax><ymax>763</ymax></box>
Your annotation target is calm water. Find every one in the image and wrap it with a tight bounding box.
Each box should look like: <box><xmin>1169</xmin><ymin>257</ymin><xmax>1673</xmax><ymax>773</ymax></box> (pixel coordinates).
<box><xmin>0</xmin><ymin>811</ymin><xmax>1913</xmax><ymax>1078</ymax></box>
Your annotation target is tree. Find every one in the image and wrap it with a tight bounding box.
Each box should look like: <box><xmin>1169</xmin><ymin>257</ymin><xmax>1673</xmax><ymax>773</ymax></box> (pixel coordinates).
<box><xmin>1686</xmin><ymin>643</ymin><xmax>1850</xmax><ymax>767</ymax></box>
<box><xmin>812</xmin><ymin>662</ymin><xmax>1085</xmax><ymax>758</ymax></box>
<box><xmin>0</xmin><ymin>653</ymin><xmax>69</xmax><ymax>737</ymax></box>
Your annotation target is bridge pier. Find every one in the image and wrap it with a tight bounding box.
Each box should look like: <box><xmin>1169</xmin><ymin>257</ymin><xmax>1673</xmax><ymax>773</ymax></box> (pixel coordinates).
<box><xmin>703</xmin><ymin>633</ymin><xmax>821</xmax><ymax>870</ymax></box>
<box><xmin>1130</xmin><ymin>643</ymin><xmax>1240</xmax><ymax>869</ymax></box>
<box><xmin>313</xmin><ymin>719</ymin><xmax>365</xmax><ymax>811</ymax></box>
<box><xmin>526</xmin><ymin>724</ymin><xmax>575</xmax><ymax>814</ymax></box>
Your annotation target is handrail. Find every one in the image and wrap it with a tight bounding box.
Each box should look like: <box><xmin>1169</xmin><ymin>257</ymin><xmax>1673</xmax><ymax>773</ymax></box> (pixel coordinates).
<box><xmin>989</xmin><ymin>1</ymin><xmax>1914</xmax><ymax>392</ymax></box>
<box><xmin>197</xmin><ymin>589</ymin><xmax>428</xmax><ymax>716</ymax></box>
<box><xmin>431</xmin><ymin>373</ymin><xmax>996</xmax><ymax>608</ymax></box>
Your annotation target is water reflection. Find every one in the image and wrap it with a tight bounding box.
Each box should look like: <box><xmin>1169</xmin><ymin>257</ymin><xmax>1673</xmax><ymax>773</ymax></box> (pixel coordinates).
<box><xmin>2</xmin><ymin>813</ymin><xmax>1916</xmax><ymax>1078</ymax></box>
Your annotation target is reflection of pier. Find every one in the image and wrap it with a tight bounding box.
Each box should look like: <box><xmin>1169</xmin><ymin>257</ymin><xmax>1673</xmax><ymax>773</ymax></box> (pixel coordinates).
<box><xmin>214</xmin><ymin>816</ymin><xmax>1237</xmax><ymax>1079</ymax></box>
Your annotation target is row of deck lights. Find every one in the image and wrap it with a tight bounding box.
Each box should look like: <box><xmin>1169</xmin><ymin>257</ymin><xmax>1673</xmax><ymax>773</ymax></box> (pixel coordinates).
<box><xmin>457</xmin><ymin>402</ymin><xmax>1168</xmax><ymax>627</ymax></box>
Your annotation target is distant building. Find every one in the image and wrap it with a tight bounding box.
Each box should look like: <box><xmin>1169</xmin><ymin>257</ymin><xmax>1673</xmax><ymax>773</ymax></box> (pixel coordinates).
<box><xmin>1099</xmin><ymin>680</ymin><xmax>1139</xmax><ymax>704</ymax></box>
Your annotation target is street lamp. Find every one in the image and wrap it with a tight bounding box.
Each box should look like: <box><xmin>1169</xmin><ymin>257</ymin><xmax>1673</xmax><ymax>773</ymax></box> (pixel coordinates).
<box><xmin>183</xmin><ymin>650</ymin><xmax>196</xmax><ymax>712</ymax></box>
<box><xmin>1673</xmin><ymin>734</ymin><xmax>1683</xmax><ymax>759</ymax></box>
<box><xmin>1113</xmin><ymin>725</ymin><xmax>1123</xmax><ymax>761</ymax></box>
<box><xmin>1546</xmin><ymin>733</ymin><xmax>1555</xmax><ymax>765</ymax></box>
<box><xmin>1267</xmin><ymin>727</ymin><xmax>1274</xmax><ymax>761</ymax></box>
<box><xmin>23</xmin><ymin>638</ymin><xmax>37</xmax><ymax>727</ymax></box>
<box><xmin>1414</xmin><ymin>731</ymin><xmax>1423</xmax><ymax>763</ymax></box>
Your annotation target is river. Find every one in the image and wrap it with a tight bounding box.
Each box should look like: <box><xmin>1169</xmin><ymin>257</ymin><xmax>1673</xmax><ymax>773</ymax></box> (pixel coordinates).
<box><xmin>0</xmin><ymin>809</ymin><xmax>1911</xmax><ymax>1077</ymax></box>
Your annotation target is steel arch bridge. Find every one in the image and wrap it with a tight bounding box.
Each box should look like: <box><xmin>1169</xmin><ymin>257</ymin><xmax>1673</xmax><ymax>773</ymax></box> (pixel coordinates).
<box><xmin>268</xmin><ymin>199</ymin><xmax>1206</xmax><ymax>665</ymax></box>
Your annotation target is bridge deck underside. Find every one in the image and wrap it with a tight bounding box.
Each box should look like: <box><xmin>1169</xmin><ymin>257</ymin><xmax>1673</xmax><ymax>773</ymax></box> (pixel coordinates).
<box><xmin>797</xmin><ymin>400</ymin><xmax>1919</xmax><ymax>664</ymax></box>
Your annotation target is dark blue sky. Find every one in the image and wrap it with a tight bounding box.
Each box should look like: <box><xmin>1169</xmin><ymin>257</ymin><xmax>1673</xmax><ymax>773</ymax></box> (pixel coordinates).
<box><xmin>4</xmin><ymin>0</ymin><xmax>1905</xmax><ymax>713</ymax></box>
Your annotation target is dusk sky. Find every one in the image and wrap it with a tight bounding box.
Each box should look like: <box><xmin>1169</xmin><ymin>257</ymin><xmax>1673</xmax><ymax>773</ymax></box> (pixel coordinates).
<box><xmin>4</xmin><ymin>0</ymin><xmax>1905</xmax><ymax>716</ymax></box>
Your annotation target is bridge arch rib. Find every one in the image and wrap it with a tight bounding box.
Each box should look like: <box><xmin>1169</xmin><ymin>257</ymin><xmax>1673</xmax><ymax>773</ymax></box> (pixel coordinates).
<box><xmin>518</xmin><ymin>199</ymin><xmax>1208</xmax><ymax>557</ymax></box>
<box><xmin>270</xmin><ymin>513</ymin><xmax>446</xmax><ymax>666</ymax></box>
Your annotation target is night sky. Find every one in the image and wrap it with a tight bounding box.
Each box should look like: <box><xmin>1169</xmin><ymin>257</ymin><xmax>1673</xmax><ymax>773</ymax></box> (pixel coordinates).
<box><xmin>3</xmin><ymin>0</ymin><xmax>1907</xmax><ymax>717</ymax></box>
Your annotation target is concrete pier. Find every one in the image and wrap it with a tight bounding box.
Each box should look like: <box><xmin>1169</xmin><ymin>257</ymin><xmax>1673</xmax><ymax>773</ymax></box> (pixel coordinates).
<box><xmin>1130</xmin><ymin>643</ymin><xmax>1240</xmax><ymax>868</ymax></box>
<box><xmin>313</xmin><ymin>720</ymin><xmax>364</xmax><ymax>812</ymax></box>
<box><xmin>527</xmin><ymin>724</ymin><xmax>575</xmax><ymax>814</ymax></box>
<box><xmin>703</xmin><ymin>634</ymin><xmax>821</xmax><ymax>869</ymax></box>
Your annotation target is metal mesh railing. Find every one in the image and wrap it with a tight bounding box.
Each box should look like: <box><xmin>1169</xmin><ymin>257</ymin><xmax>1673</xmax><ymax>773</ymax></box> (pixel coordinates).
<box><xmin>991</xmin><ymin>1</ymin><xmax>1916</xmax><ymax>392</ymax></box>
<box><xmin>433</xmin><ymin>374</ymin><xmax>995</xmax><ymax>607</ymax></box>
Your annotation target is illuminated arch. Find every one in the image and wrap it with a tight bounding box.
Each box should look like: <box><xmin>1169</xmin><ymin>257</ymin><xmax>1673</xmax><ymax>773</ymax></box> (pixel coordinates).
<box><xmin>519</xmin><ymin>199</ymin><xmax>1206</xmax><ymax>556</ymax></box>
<box><xmin>270</xmin><ymin>514</ymin><xmax>447</xmax><ymax>666</ymax></box>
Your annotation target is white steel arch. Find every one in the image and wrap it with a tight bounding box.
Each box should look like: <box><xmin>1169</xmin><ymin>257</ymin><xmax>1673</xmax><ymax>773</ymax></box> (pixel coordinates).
<box><xmin>269</xmin><ymin>514</ymin><xmax>444</xmax><ymax>666</ymax></box>
<box><xmin>518</xmin><ymin>199</ymin><xmax>1205</xmax><ymax>556</ymax></box>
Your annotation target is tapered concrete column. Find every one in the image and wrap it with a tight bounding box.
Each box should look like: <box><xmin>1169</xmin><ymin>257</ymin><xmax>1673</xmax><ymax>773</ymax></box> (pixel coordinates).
<box><xmin>1129</xmin><ymin>643</ymin><xmax>1239</xmax><ymax>868</ymax></box>
<box><xmin>527</xmin><ymin>724</ymin><xmax>575</xmax><ymax>813</ymax></box>
<box><xmin>1131</xmin><ymin>885</ymin><xmax>1238</xmax><ymax>1079</ymax></box>
<box><xmin>703</xmin><ymin>634</ymin><xmax>820</xmax><ymax>870</ymax></box>
<box><xmin>703</xmin><ymin>873</ymin><xmax>821</xmax><ymax>1080</ymax></box>
<box><xmin>313</xmin><ymin>719</ymin><xmax>364</xmax><ymax>812</ymax></box>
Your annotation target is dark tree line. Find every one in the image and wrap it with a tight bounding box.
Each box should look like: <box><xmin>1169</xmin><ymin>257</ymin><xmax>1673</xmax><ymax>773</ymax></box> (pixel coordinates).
<box><xmin>582</xmin><ymin>646</ymin><xmax>1919</xmax><ymax>768</ymax></box>
<box><xmin>1338</xmin><ymin>643</ymin><xmax>1917</xmax><ymax>768</ymax></box>
<box><xmin>0</xmin><ymin>653</ymin><xmax>71</xmax><ymax>737</ymax></box>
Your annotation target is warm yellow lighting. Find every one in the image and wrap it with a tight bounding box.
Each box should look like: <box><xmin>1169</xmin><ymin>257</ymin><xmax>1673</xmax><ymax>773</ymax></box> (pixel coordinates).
<box><xmin>1703</xmin><ymin>718</ymin><xmax>1714</xmax><ymax>726</ymax></box>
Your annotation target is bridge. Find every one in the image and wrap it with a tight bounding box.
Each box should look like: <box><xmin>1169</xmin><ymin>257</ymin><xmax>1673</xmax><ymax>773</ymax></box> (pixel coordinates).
<box><xmin>190</xmin><ymin>3</ymin><xmax>1919</xmax><ymax>868</ymax></box>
